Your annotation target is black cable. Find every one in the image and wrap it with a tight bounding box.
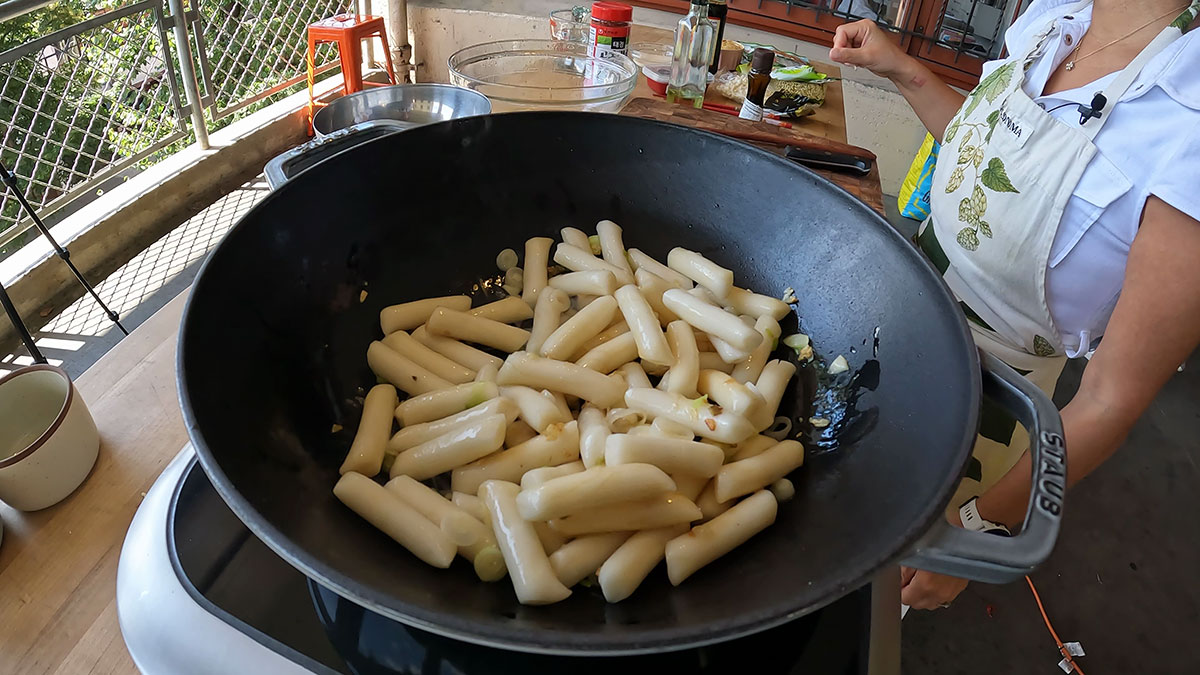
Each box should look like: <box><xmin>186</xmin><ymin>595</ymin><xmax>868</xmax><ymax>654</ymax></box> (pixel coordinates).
<box><xmin>0</xmin><ymin>161</ymin><xmax>128</xmax><ymax>336</ymax></box>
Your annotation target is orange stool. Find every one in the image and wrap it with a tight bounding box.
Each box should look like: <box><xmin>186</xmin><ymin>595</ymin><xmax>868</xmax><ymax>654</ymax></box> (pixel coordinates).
<box><xmin>307</xmin><ymin>14</ymin><xmax>397</xmax><ymax>131</ymax></box>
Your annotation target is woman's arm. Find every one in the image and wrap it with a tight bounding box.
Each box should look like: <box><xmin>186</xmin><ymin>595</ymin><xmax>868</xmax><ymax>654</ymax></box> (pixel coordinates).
<box><xmin>903</xmin><ymin>196</ymin><xmax>1200</xmax><ymax>609</ymax></box>
<box><xmin>829</xmin><ymin>20</ymin><xmax>966</xmax><ymax>142</ymax></box>
<box><xmin>977</xmin><ymin>195</ymin><xmax>1200</xmax><ymax>526</ymax></box>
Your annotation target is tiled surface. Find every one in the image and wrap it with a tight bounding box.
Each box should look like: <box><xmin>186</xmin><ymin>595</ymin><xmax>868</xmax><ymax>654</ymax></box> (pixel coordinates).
<box><xmin>1</xmin><ymin>176</ymin><xmax>269</xmax><ymax>379</ymax></box>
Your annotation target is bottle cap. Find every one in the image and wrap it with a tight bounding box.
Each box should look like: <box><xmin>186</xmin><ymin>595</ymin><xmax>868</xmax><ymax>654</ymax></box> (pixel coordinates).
<box><xmin>591</xmin><ymin>2</ymin><xmax>633</xmax><ymax>22</ymax></box>
<box><xmin>690</xmin><ymin>0</ymin><xmax>708</xmax><ymax>6</ymax></box>
<box><xmin>750</xmin><ymin>48</ymin><xmax>776</xmax><ymax>72</ymax></box>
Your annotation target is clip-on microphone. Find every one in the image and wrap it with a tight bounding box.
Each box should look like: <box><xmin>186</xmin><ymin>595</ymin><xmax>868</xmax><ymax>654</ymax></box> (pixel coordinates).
<box><xmin>1078</xmin><ymin>92</ymin><xmax>1107</xmax><ymax>124</ymax></box>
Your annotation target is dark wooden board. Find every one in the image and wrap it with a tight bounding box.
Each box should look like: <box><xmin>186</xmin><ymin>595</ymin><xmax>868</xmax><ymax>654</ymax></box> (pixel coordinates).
<box><xmin>620</xmin><ymin>97</ymin><xmax>885</xmax><ymax>215</ymax></box>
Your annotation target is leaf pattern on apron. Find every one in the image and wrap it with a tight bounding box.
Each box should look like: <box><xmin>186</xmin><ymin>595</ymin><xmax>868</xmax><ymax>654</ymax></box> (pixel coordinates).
<box><xmin>942</xmin><ymin>61</ymin><xmax>1021</xmax><ymax>251</ymax></box>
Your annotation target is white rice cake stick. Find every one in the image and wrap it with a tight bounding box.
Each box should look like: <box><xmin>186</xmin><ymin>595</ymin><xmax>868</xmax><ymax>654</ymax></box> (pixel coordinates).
<box><xmin>394</xmin><ymin>381</ymin><xmax>497</xmax><ymax>426</ymax></box>
<box><xmin>451</xmin><ymin>421</ymin><xmax>580</xmax><ymax>494</ymax></box>
<box><xmin>480</xmin><ymin>480</ymin><xmax>572</xmax><ymax>605</ymax></box>
<box><xmin>505</xmin><ymin>419</ymin><xmax>538</xmax><ymax>447</ymax></box>
<box><xmin>522</xmin><ymin>237</ymin><xmax>554</xmax><ymax>307</ymax></box>
<box><xmin>604</xmin><ymin>434</ymin><xmax>724</xmax><ymax>477</ymax></box>
<box><xmin>698</xmin><ymin>352</ymin><xmax>734</xmax><ymax>374</ymax></box>
<box><xmin>427</xmin><ymin>307</ymin><xmax>530</xmax><ymax>353</ymax></box>
<box><xmin>732</xmin><ymin>315</ymin><xmax>781</xmax><ymax>384</ymax></box>
<box><xmin>470</xmin><ymin>296</ymin><xmax>534</xmax><ymax>324</ymax></box>
<box><xmin>697</xmin><ymin>369</ymin><xmax>764</xmax><ymax>417</ymax></box>
<box><xmin>548</xmin><ymin>493</ymin><xmax>701</xmax><ymax>536</ymax></box>
<box><xmin>634</xmin><ymin>268</ymin><xmax>680</xmax><ymax>327</ymax></box>
<box><xmin>595</xmin><ymin>220</ymin><xmax>633</xmax><ymax>277</ymax></box>
<box><xmin>628</xmin><ymin>248</ymin><xmax>693</xmax><ymax>289</ymax></box>
<box><xmin>665</xmin><ymin>489</ymin><xmax>777</xmax><ymax>585</ymax></box>
<box><xmin>663</xmin><ymin>320</ymin><xmax>700</xmax><ymax>397</ymax></box>
<box><xmin>667</xmin><ymin>248</ymin><xmax>733</xmax><ymax>299</ymax></box>
<box><xmin>340</xmin><ymin>384</ymin><xmax>397</xmax><ymax>476</ymax></box>
<box><xmin>695</xmin><ymin>479</ymin><xmax>733</xmax><ymax>522</ymax></box>
<box><xmin>389</xmin><ymin>397</ymin><xmax>518</xmax><ymax>453</ymax></box>
<box><xmin>528</xmin><ymin>287</ymin><xmax>569</xmax><ymax>356</ymax></box>
<box><xmin>520</xmin><ymin>460</ymin><xmax>586</xmax><ymax>491</ymax></box>
<box><xmin>413</xmin><ymin>326</ymin><xmax>504</xmax><ymax>373</ymax></box>
<box><xmin>576</xmin><ymin>332</ymin><xmax>638</xmax><ymax>373</ymax></box>
<box><xmin>381</xmin><ymin>331</ymin><xmax>475</xmax><ymax>384</ymax></box>
<box><xmin>367</xmin><ymin>341</ymin><xmax>452</xmax><ymax>396</ymax></box>
<box><xmin>624</xmin><ymin>388</ymin><xmax>756</xmax><ymax>444</ymax></box>
<box><xmin>334</xmin><ymin>472</ymin><xmax>456</xmax><ymax>568</ymax></box>
<box><xmin>385</xmin><ymin>475</ymin><xmax>489</xmax><ymax>548</ymax></box>
<box><xmin>381</xmin><ymin>295</ymin><xmax>471</xmax><ymax>334</ymax></box>
<box><xmin>549</xmin><ymin>531</ymin><xmax>632</xmax><ymax>588</ymax></box>
<box><xmin>549</xmin><ymin>270</ymin><xmax>618</xmax><ymax>296</ymax></box>
<box><xmin>578</xmin><ymin>404</ymin><xmax>610</xmax><ymax>469</ymax></box>
<box><xmin>389</xmin><ymin>414</ymin><xmax>507</xmax><ymax>480</ymax></box>
<box><xmin>749</xmin><ymin>359</ymin><xmax>798</xmax><ymax>431</ymax></box>
<box><xmin>553</xmin><ymin>243</ymin><xmax>634</xmax><ymax>285</ymax></box>
<box><xmin>714</xmin><ymin>440</ymin><xmax>805</xmax><ymax>503</ymax></box>
<box><xmin>597</xmin><ymin>524</ymin><xmax>689</xmax><ymax>603</ymax></box>
<box><xmin>497</xmin><ymin>351</ymin><xmax>626</xmax><ymax>408</ymax></box>
<box><xmin>617</xmin><ymin>362</ymin><xmax>653</xmax><ymax>389</ymax></box>
<box><xmin>729</xmin><ymin>434</ymin><xmax>778</xmax><ymax>462</ymax></box>
<box><xmin>500</xmin><ymin>385</ymin><xmax>572</xmax><ymax>433</ymax></box>
<box><xmin>725</xmin><ymin>286</ymin><xmax>791</xmax><ymax>321</ymax></box>
<box><xmin>615</xmin><ymin>284</ymin><xmax>673</xmax><ymax>365</ymax></box>
<box><xmin>540</xmin><ymin>295</ymin><xmax>619</xmax><ymax>360</ymax></box>
<box><xmin>662</xmin><ymin>289</ymin><xmax>762</xmax><ymax>352</ymax></box>
<box><xmin>560</xmin><ymin>226</ymin><xmax>592</xmax><ymax>252</ymax></box>
<box><xmin>569</xmin><ymin>319</ymin><xmax>630</xmax><ymax>361</ymax></box>
<box><xmin>516</xmin><ymin>463</ymin><xmax>676</xmax><ymax>521</ymax></box>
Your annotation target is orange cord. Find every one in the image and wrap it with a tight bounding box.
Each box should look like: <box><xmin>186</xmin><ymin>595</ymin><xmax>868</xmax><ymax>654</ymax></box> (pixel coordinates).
<box><xmin>1025</xmin><ymin>575</ymin><xmax>1086</xmax><ymax>675</ymax></box>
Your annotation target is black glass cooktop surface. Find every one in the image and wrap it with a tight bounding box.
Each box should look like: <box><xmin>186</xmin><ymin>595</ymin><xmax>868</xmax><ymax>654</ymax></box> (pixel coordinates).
<box><xmin>169</xmin><ymin>459</ymin><xmax>870</xmax><ymax>674</ymax></box>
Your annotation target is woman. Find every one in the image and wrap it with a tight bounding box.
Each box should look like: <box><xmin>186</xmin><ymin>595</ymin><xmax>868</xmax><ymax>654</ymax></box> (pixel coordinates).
<box><xmin>830</xmin><ymin>0</ymin><xmax>1200</xmax><ymax>610</ymax></box>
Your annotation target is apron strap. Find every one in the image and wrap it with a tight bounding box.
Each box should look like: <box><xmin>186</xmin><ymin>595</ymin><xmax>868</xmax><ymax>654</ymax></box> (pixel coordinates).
<box><xmin>1082</xmin><ymin>1</ymin><xmax>1200</xmax><ymax>139</ymax></box>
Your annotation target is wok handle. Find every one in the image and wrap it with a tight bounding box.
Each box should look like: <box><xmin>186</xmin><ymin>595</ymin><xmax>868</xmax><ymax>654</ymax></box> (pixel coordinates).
<box><xmin>900</xmin><ymin>351</ymin><xmax>1066</xmax><ymax>583</ymax></box>
<box><xmin>264</xmin><ymin>120</ymin><xmax>411</xmax><ymax>190</ymax></box>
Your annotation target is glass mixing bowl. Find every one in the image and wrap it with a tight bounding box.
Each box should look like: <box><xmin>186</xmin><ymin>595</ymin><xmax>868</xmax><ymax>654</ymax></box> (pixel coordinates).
<box><xmin>448</xmin><ymin>39</ymin><xmax>638</xmax><ymax>113</ymax></box>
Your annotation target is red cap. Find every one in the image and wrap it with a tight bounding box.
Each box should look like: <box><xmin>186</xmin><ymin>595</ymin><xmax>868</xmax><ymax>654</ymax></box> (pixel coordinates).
<box><xmin>591</xmin><ymin>1</ymin><xmax>633</xmax><ymax>22</ymax></box>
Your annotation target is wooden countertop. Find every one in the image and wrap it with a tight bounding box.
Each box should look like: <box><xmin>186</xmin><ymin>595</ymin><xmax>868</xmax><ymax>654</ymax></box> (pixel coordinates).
<box><xmin>0</xmin><ymin>291</ymin><xmax>188</xmax><ymax>674</ymax></box>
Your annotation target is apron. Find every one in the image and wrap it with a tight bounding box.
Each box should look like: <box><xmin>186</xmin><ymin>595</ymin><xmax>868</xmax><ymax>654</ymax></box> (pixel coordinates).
<box><xmin>918</xmin><ymin>0</ymin><xmax>1200</xmax><ymax>513</ymax></box>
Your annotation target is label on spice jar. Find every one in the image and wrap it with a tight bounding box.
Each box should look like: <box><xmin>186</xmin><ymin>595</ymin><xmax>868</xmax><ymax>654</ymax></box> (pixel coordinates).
<box><xmin>738</xmin><ymin>99</ymin><xmax>764</xmax><ymax>121</ymax></box>
<box><xmin>588</xmin><ymin>25</ymin><xmax>628</xmax><ymax>58</ymax></box>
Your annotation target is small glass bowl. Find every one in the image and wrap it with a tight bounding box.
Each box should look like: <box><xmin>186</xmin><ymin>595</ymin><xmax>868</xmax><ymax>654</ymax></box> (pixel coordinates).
<box><xmin>549</xmin><ymin>8</ymin><xmax>591</xmax><ymax>43</ymax></box>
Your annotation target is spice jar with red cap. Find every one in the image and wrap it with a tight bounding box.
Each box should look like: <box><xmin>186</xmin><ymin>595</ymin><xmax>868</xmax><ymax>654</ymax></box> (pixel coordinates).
<box><xmin>588</xmin><ymin>2</ymin><xmax>633</xmax><ymax>59</ymax></box>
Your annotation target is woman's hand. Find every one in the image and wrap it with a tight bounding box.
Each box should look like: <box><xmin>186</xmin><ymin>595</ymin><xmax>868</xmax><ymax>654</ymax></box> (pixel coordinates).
<box><xmin>829</xmin><ymin>20</ymin><xmax>916</xmax><ymax>81</ymax></box>
<box><xmin>829</xmin><ymin>20</ymin><xmax>965</xmax><ymax>141</ymax></box>
<box><xmin>901</xmin><ymin>567</ymin><xmax>969</xmax><ymax>609</ymax></box>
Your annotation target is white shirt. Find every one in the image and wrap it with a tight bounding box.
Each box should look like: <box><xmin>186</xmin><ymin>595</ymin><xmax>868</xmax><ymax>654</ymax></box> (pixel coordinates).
<box><xmin>979</xmin><ymin>0</ymin><xmax>1200</xmax><ymax>357</ymax></box>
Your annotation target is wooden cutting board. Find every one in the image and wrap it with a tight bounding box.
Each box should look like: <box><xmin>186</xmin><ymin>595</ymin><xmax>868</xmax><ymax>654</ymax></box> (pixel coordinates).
<box><xmin>620</xmin><ymin>97</ymin><xmax>885</xmax><ymax>215</ymax></box>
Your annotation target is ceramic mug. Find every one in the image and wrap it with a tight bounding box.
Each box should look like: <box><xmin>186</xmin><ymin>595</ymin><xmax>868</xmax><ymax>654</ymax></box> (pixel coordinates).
<box><xmin>0</xmin><ymin>365</ymin><xmax>100</xmax><ymax>511</ymax></box>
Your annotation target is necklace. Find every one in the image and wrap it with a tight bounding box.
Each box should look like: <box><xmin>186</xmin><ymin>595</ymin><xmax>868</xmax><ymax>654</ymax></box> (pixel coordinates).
<box><xmin>1063</xmin><ymin>4</ymin><xmax>1188</xmax><ymax>70</ymax></box>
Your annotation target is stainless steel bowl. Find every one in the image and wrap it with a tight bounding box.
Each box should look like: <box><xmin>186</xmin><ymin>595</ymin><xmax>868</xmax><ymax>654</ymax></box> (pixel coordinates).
<box><xmin>312</xmin><ymin>84</ymin><xmax>492</xmax><ymax>136</ymax></box>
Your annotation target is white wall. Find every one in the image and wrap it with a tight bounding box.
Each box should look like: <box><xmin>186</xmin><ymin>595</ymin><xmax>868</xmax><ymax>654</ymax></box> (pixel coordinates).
<box><xmin>401</xmin><ymin>0</ymin><xmax>929</xmax><ymax>196</ymax></box>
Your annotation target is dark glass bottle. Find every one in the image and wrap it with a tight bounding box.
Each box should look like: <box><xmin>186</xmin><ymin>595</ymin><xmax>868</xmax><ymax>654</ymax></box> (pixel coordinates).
<box><xmin>738</xmin><ymin>48</ymin><xmax>775</xmax><ymax>121</ymax></box>
<box><xmin>707</xmin><ymin>0</ymin><xmax>728</xmax><ymax>74</ymax></box>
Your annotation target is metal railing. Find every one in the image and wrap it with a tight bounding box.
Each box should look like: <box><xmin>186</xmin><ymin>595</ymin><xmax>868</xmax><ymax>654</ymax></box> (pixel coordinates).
<box><xmin>0</xmin><ymin>0</ymin><xmax>351</xmax><ymax>260</ymax></box>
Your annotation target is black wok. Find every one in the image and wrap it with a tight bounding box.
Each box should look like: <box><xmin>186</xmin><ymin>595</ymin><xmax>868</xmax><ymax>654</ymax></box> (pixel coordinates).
<box><xmin>178</xmin><ymin>113</ymin><xmax>1066</xmax><ymax>655</ymax></box>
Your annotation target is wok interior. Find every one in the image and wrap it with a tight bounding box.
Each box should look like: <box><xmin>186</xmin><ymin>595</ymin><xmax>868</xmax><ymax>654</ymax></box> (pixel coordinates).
<box><xmin>180</xmin><ymin>113</ymin><xmax>979</xmax><ymax>652</ymax></box>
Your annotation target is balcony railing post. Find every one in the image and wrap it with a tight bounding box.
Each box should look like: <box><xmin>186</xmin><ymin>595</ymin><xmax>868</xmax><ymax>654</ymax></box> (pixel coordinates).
<box><xmin>166</xmin><ymin>0</ymin><xmax>210</xmax><ymax>149</ymax></box>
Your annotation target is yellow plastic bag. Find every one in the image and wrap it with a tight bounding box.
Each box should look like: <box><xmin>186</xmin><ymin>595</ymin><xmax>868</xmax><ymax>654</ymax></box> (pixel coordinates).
<box><xmin>897</xmin><ymin>133</ymin><xmax>939</xmax><ymax>220</ymax></box>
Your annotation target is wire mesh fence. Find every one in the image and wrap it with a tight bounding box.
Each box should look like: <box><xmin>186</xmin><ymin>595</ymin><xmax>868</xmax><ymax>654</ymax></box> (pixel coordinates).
<box><xmin>195</xmin><ymin>0</ymin><xmax>351</xmax><ymax>122</ymax></box>
<box><xmin>0</xmin><ymin>0</ymin><xmax>354</xmax><ymax>263</ymax></box>
<box><xmin>0</xmin><ymin>0</ymin><xmax>188</xmax><ymax>258</ymax></box>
